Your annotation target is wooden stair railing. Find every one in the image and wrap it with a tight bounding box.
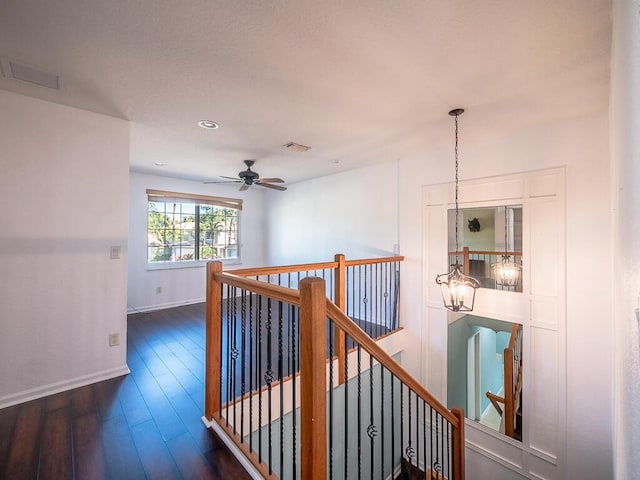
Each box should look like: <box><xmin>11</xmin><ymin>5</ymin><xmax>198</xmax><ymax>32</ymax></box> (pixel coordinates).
<box><xmin>485</xmin><ymin>322</ymin><xmax>523</xmax><ymax>438</ymax></box>
<box><xmin>205</xmin><ymin>261</ymin><xmax>465</xmax><ymax>480</ymax></box>
<box><xmin>228</xmin><ymin>253</ymin><xmax>403</xmax><ymax>386</ymax></box>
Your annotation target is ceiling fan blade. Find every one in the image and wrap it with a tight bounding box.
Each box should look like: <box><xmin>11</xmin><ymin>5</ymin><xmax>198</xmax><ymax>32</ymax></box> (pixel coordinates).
<box><xmin>220</xmin><ymin>176</ymin><xmax>240</xmax><ymax>180</ymax></box>
<box><xmin>239</xmin><ymin>183</ymin><xmax>250</xmax><ymax>191</ymax></box>
<box><xmin>204</xmin><ymin>179</ymin><xmax>241</xmax><ymax>184</ymax></box>
<box><xmin>257</xmin><ymin>182</ymin><xmax>287</xmax><ymax>191</ymax></box>
<box><xmin>258</xmin><ymin>177</ymin><xmax>285</xmax><ymax>183</ymax></box>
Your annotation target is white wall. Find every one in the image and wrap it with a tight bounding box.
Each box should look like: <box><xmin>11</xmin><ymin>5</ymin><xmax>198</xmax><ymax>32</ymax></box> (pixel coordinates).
<box><xmin>266</xmin><ymin>112</ymin><xmax>612</xmax><ymax>478</ymax></box>
<box><xmin>0</xmin><ymin>91</ymin><xmax>130</xmax><ymax>407</ymax></box>
<box><xmin>611</xmin><ymin>0</ymin><xmax>640</xmax><ymax>478</ymax></box>
<box><xmin>127</xmin><ymin>172</ymin><xmax>267</xmax><ymax>312</ymax></box>
<box><xmin>265</xmin><ymin>161</ymin><xmax>400</xmax><ymax>264</ymax></box>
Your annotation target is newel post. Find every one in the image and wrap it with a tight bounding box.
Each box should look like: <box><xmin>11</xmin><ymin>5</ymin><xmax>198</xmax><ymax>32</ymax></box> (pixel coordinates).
<box><xmin>463</xmin><ymin>246</ymin><xmax>470</xmax><ymax>275</ymax></box>
<box><xmin>299</xmin><ymin>277</ymin><xmax>327</xmax><ymax>480</ymax></box>
<box><xmin>205</xmin><ymin>261</ymin><xmax>223</xmax><ymax>420</ymax></box>
<box><xmin>451</xmin><ymin>407</ymin><xmax>466</xmax><ymax>480</ymax></box>
<box><xmin>334</xmin><ymin>253</ymin><xmax>346</xmax><ymax>384</ymax></box>
<box><xmin>504</xmin><ymin>347</ymin><xmax>515</xmax><ymax>437</ymax></box>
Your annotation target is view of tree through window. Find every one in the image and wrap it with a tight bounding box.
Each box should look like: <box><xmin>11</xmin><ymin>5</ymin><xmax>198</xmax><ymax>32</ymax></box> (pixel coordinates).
<box><xmin>147</xmin><ymin>199</ymin><xmax>239</xmax><ymax>263</ymax></box>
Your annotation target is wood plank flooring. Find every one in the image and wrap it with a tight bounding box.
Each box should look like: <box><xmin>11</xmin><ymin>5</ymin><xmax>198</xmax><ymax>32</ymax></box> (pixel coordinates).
<box><xmin>0</xmin><ymin>303</ymin><xmax>251</xmax><ymax>480</ymax></box>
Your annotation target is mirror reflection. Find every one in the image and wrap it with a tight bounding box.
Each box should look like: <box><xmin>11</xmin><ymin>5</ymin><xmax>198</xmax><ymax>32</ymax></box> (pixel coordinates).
<box><xmin>448</xmin><ymin>315</ymin><xmax>523</xmax><ymax>441</ymax></box>
<box><xmin>447</xmin><ymin>205</ymin><xmax>523</xmax><ymax>292</ymax></box>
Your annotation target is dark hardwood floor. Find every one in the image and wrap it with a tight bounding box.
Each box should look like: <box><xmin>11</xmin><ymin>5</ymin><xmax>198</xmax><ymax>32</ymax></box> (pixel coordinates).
<box><xmin>0</xmin><ymin>303</ymin><xmax>251</xmax><ymax>480</ymax></box>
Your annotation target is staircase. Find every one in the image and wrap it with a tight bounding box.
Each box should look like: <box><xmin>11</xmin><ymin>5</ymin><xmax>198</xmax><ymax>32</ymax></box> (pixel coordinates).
<box><xmin>202</xmin><ymin>255</ymin><xmax>465</xmax><ymax>480</ymax></box>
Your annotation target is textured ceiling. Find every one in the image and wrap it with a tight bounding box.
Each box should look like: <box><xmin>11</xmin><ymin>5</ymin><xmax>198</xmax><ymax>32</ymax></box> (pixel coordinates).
<box><xmin>0</xmin><ymin>0</ymin><xmax>612</xmax><ymax>185</ymax></box>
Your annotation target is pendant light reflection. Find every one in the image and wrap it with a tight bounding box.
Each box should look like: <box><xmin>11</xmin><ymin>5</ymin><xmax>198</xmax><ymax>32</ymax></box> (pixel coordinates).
<box><xmin>435</xmin><ymin>108</ymin><xmax>480</xmax><ymax>312</ymax></box>
<box><xmin>491</xmin><ymin>207</ymin><xmax>522</xmax><ymax>289</ymax></box>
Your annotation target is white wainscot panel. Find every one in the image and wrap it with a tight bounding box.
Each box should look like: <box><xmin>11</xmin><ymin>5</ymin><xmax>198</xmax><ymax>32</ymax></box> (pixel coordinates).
<box><xmin>459</xmin><ymin>179</ymin><xmax>524</xmax><ymax>203</ymax></box>
<box><xmin>426</xmin><ymin>306</ymin><xmax>447</xmax><ymax>398</ymax></box>
<box><xmin>529</xmin><ymin>174</ymin><xmax>559</xmax><ymax>198</ymax></box>
<box><xmin>466</xmin><ymin>445</ymin><xmax>528</xmax><ymax>480</ymax></box>
<box><xmin>529</xmin><ymin>198</ymin><xmax>559</xmax><ymax>297</ymax></box>
<box><xmin>529</xmin><ymin>452</ymin><xmax>558</xmax><ymax>480</ymax></box>
<box><xmin>427</xmin><ymin>206</ymin><xmax>446</xmax><ymax>272</ymax></box>
<box><xmin>427</xmin><ymin>187</ymin><xmax>448</xmax><ymax>206</ymax></box>
<box><xmin>529</xmin><ymin>326</ymin><xmax>559</xmax><ymax>458</ymax></box>
<box><xmin>531</xmin><ymin>295</ymin><xmax>558</xmax><ymax>328</ymax></box>
<box><xmin>466</xmin><ymin>424</ymin><xmax>524</xmax><ymax>470</ymax></box>
<box><xmin>474</xmin><ymin>288</ymin><xmax>529</xmax><ymax>322</ymax></box>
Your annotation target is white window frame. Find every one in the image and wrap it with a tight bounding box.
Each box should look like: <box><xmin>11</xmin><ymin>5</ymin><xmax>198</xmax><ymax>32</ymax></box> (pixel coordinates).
<box><xmin>146</xmin><ymin>189</ymin><xmax>242</xmax><ymax>268</ymax></box>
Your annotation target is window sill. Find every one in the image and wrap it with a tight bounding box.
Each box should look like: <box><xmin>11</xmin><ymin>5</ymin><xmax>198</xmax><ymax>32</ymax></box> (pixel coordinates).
<box><xmin>146</xmin><ymin>259</ymin><xmax>242</xmax><ymax>271</ymax></box>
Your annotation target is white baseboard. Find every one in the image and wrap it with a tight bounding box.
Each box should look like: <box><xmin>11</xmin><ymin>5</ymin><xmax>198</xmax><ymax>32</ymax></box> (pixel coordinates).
<box><xmin>202</xmin><ymin>416</ymin><xmax>264</xmax><ymax>480</ymax></box>
<box><xmin>127</xmin><ymin>297</ymin><xmax>205</xmax><ymax>314</ymax></box>
<box><xmin>0</xmin><ymin>365</ymin><xmax>131</xmax><ymax>409</ymax></box>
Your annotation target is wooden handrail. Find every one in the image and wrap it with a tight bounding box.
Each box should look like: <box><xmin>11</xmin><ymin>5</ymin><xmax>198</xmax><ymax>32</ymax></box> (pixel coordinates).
<box><xmin>228</xmin><ymin>261</ymin><xmax>338</xmax><ymax>277</ymax></box>
<box><xmin>448</xmin><ymin>250</ymin><xmax>522</xmax><ymax>257</ymax></box>
<box><xmin>486</xmin><ymin>391</ymin><xmax>505</xmax><ymax>416</ymax></box>
<box><xmin>228</xmin><ymin>255</ymin><xmax>405</xmax><ymax>277</ymax></box>
<box><xmin>326</xmin><ymin>301</ymin><xmax>459</xmax><ymax>427</ymax></box>
<box><xmin>214</xmin><ymin>271</ymin><xmax>301</xmax><ymax>306</ymax></box>
<box><xmin>344</xmin><ymin>255</ymin><xmax>405</xmax><ymax>267</ymax></box>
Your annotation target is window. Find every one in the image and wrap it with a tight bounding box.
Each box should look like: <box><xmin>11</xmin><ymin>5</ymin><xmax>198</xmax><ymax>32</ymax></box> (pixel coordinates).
<box><xmin>146</xmin><ymin>189</ymin><xmax>242</xmax><ymax>264</ymax></box>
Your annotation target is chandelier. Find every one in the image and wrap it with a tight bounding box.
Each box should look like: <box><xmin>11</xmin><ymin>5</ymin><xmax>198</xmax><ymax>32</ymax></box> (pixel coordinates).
<box><xmin>435</xmin><ymin>109</ymin><xmax>480</xmax><ymax>312</ymax></box>
<box><xmin>491</xmin><ymin>206</ymin><xmax>522</xmax><ymax>289</ymax></box>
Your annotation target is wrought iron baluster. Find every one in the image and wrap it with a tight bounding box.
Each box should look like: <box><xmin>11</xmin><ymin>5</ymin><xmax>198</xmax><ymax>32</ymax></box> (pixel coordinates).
<box><xmin>291</xmin><ymin>304</ymin><xmax>297</xmax><ymax>480</ymax></box>
<box><xmin>344</xmin><ymin>333</ymin><xmax>350</xmax><ymax>480</ymax></box>
<box><xmin>240</xmin><ymin>289</ymin><xmax>246</xmax><ymax>441</ymax></box>
<box><xmin>407</xmin><ymin>389</ymin><xmax>413</xmax><ymax>467</ymax></box>
<box><xmin>423</xmin><ymin>400</ymin><xmax>427</xmax><ymax>478</ymax></box>
<box><xmin>357</xmin><ymin>344</ymin><xmax>362</xmax><ymax>479</ymax></box>
<box><xmin>218</xmin><ymin>286</ymin><xmax>224</xmax><ymax>421</ymax></box>
<box><xmin>414</xmin><ymin>391</ymin><xmax>419</xmax><ymax>470</ymax></box>
<box><xmin>380</xmin><ymin>365</ymin><xmax>385</xmax><ymax>480</ymax></box>
<box><xmin>257</xmin><ymin>294</ymin><xmax>263</xmax><ymax>462</ymax></box>
<box><xmin>248</xmin><ymin>290</ymin><xmax>254</xmax><ymax>453</ymax></box>
<box><xmin>329</xmin><ymin>320</ymin><xmax>334</xmax><ymax>480</ymax></box>
<box><xmin>225</xmin><ymin>284</ymin><xmax>231</xmax><ymax>426</ymax></box>
<box><xmin>368</xmin><ymin>351</ymin><xmax>375</xmax><ymax>478</ymax></box>
<box><xmin>278</xmin><ymin>301</ymin><xmax>284</xmax><ymax>479</ymax></box>
<box><xmin>231</xmin><ymin>286</ymin><xmax>238</xmax><ymax>434</ymax></box>
<box><xmin>266</xmin><ymin>298</ymin><xmax>273</xmax><ymax>474</ymax></box>
<box><xmin>391</xmin><ymin>373</ymin><xmax>395</xmax><ymax>476</ymax></box>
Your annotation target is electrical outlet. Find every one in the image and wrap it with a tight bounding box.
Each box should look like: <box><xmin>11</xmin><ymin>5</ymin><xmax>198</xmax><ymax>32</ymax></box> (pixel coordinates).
<box><xmin>109</xmin><ymin>333</ymin><xmax>120</xmax><ymax>347</ymax></box>
<box><xmin>110</xmin><ymin>246</ymin><xmax>121</xmax><ymax>259</ymax></box>
<box><xmin>156</xmin><ymin>286</ymin><xmax>162</xmax><ymax>294</ymax></box>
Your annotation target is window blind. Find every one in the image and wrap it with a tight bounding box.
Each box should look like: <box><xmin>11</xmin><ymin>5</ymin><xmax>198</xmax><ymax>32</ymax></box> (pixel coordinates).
<box><xmin>146</xmin><ymin>189</ymin><xmax>243</xmax><ymax>210</ymax></box>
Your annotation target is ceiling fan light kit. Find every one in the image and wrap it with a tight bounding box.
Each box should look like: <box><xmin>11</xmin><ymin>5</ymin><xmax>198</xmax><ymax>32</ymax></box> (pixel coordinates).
<box><xmin>205</xmin><ymin>159</ymin><xmax>287</xmax><ymax>191</ymax></box>
<box><xmin>435</xmin><ymin>108</ymin><xmax>480</xmax><ymax>312</ymax></box>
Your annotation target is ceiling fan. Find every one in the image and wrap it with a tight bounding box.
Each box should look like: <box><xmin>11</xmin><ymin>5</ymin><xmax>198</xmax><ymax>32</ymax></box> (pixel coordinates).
<box><xmin>205</xmin><ymin>160</ymin><xmax>287</xmax><ymax>191</ymax></box>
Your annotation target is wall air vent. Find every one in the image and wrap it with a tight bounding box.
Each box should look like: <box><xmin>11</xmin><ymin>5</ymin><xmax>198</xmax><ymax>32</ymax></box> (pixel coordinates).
<box><xmin>283</xmin><ymin>142</ymin><xmax>311</xmax><ymax>153</ymax></box>
<box><xmin>1</xmin><ymin>58</ymin><xmax>62</xmax><ymax>90</ymax></box>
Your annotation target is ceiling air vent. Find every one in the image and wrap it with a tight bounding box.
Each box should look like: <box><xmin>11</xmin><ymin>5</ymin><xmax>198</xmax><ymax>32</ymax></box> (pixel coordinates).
<box><xmin>283</xmin><ymin>142</ymin><xmax>311</xmax><ymax>153</ymax></box>
<box><xmin>1</xmin><ymin>58</ymin><xmax>62</xmax><ymax>90</ymax></box>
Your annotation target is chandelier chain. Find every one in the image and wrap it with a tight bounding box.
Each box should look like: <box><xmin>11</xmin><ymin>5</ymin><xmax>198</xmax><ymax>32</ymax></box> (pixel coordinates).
<box><xmin>454</xmin><ymin>113</ymin><xmax>460</xmax><ymax>263</ymax></box>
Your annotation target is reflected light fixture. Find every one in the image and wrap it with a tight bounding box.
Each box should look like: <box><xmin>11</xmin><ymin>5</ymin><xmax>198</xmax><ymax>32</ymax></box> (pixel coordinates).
<box><xmin>435</xmin><ymin>108</ymin><xmax>480</xmax><ymax>312</ymax></box>
<box><xmin>491</xmin><ymin>206</ymin><xmax>522</xmax><ymax>289</ymax></box>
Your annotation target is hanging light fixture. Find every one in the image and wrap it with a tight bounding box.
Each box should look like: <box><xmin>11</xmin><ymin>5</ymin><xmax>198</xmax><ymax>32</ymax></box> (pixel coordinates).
<box><xmin>436</xmin><ymin>108</ymin><xmax>480</xmax><ymax>312</ymax></box>
<box><xmin>491</xmin><ymin>206</ymin><xmax>522</xmax><ymax>290</ymax></box>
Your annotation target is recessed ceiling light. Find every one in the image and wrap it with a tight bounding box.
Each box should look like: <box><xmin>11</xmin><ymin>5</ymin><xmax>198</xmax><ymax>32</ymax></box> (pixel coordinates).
<box><xmin>153</xmin><ymin>162</ymin><xmax>166</xmax><ymax>166</ymax></box>
<box><xmin>198</xmin><ymin>120</ymin><xmax>219</xmax><ymax>129</ymax></box>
